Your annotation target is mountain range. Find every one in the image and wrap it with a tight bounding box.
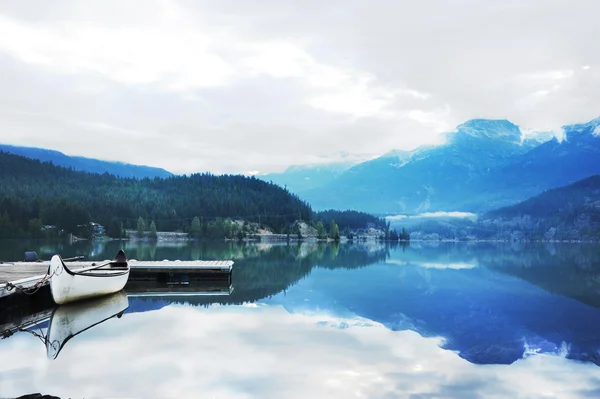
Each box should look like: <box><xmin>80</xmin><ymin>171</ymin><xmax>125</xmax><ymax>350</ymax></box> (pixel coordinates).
<box><xmin>271</xmin><ymin>117</ymin><xmax>600</xmax><ymax>215</ymax></box>
<box><xmin>0</xmin><ymin>144</ymin><xmax>172</xmax><ymax>179</ymax></box>
<box><xmin>259</xmin><ymin>161</ymin><xmax>357</xmax><ymax>192</ymax></box>
<box><xmin>4</xmin><ymin>115</ymin><xmax>600</xmax><ymax>217</ymax></box>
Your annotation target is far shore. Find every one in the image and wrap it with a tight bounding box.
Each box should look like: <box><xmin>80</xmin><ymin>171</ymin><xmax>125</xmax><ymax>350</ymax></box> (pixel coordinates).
<box><xmin>72</xmin><ymin>230</ymin><xmax>600</xmax><ymax>245</ymax></box>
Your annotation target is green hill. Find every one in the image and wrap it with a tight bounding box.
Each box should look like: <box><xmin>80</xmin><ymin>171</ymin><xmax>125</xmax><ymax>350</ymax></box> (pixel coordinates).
<box><xmin>0</xmin><ymin>151</ymin><xmax>312</xmax><ymax>238</ymax></box>
<box><xmin>401</xmin><ymin>175</ymin><xmax>600</xmax><ymax>242</ymax></box>
<box><xmin>480</xmin><ymin>175</ymin><xmax>600</xmax><ymax>241</ymax></box>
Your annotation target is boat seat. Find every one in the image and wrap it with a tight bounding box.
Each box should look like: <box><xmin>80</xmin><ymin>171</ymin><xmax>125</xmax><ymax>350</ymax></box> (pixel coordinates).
<box><xmin>110</xmin><ymin>249</ymin><xmax>129</xmax><ymax>269</ymax></box>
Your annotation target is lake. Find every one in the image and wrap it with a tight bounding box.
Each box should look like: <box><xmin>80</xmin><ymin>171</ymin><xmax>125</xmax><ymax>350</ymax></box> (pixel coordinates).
<box><xmin>1</xmin><ymin>239</ymin><xmax>600</xmax><ymax>398</ymax></box>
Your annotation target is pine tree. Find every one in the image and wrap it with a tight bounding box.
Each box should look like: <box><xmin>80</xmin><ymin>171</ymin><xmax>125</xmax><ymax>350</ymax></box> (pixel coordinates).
<box><xmin>137</xmin><ymin>217</ymin><xmax>146</xmax><ymax>238</ymax></box>
<box><xmin>224</xmin><ymin>219</ymin><xmax>233</xmax><ymax>239</ymax></box>
<box><xmin>329</xmin><ymin>219</ymin><xmax>340</xmax><ymax>241</ymax></box>
<box><xmin>316</xmin><ymin>221</ymin><xmax>326</xmax><ymax>239</ymax></box>
<box><xmin>190</xmin><ymin>216</ymin><xmax>202</xmax><ymax>238</ymax></box>
<box><xmin>149</xmin><ymin>220</ymin><xmax>157</xmax><ymax>239</ymax></box>
<box><xmin>107</xmin><ymin>218</ymin><xmax>123</xmax><ymax>239</ymax></box>
<box><xmin>400</xmin><ymin>227</ymin><xmax>410</xmax><ymax>241</ymax></box>
<box><xmin>28</xmin><ymin>218</ymin><xmax>43</xmax><ymax>239</ymax></box>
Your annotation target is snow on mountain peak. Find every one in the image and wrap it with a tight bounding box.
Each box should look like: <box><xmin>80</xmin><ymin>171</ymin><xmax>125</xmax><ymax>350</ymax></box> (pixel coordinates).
<box><xmin>563</xmin><ymin>116</ymin><xmax>600</xmax><ymax>139</ymax></box>
<box><xmin>452</xmin><ymin>119</ymin><xmax>522</xmax><ymax>143</ymax></box>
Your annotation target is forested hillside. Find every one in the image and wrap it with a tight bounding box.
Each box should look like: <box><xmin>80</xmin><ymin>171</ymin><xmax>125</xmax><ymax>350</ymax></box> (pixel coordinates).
<box><xmin>0</xmin><ymin>152</ymin><xmax>312</xmax><ymax>238</ymax></box>
<box><xmin>405</xmin><ymin>175</ymin><xmax>600</xmax><ymax>242</ymax></box>
<box><xmin>315</xmin><ymin>210</ymin><xmax>386</xmax><ymax>231</ymax></box>
<box><xmin>479</xmin><ymin>175</ymin><xmax>600</xmax><ymax>241</ymax></box>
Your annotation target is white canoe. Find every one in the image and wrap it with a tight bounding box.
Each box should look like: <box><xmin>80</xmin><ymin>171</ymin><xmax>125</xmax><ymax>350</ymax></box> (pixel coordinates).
<box><xmin>46</xmin><ymin>290</ymin><xmax>129</xmax><ymax>359</ymax></box>
<box><xmin>49</xmin><ymin>250</ymin><xmax>130</xmax><ymax>305</ymax></box>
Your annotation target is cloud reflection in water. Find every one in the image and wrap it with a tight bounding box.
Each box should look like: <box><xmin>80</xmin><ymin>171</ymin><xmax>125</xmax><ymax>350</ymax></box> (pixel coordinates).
<box><xmin>1</xmin><ymin>303</ymin><xmax>599</xmax><ymax>398</ymax></box>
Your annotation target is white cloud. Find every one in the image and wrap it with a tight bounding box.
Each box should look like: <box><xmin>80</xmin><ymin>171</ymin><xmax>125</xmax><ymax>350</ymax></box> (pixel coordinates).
<box><xmin>243</xmin><ymin>41</ymin><xmax>311</xmax><ymax>79</ymax></box>
<box><xmin>402</xmin><ymin>107</ymin><xmax>453</xmax><ymax>132</ymax></box>
<box><xmin>75</xmin><ymin>121</ymin><xmax>147</xmax><ymax>139</ymax></box>
<box><xmin>0</xmin><ymin>13</ymin><xmax>233</xmax><ymax>90</ymax></box>
<box><xmin>418</xmin><ymin>211</ymin><xmax>477</xmax><ymax>218</ymax></box>
<box><xmin>0</xmin><ymin>0</ymin><xmax>598</xmax><ymax>173</ymax></box>
<box><xmin>522</xmin><ymin>127</ymin><xmax>564</xmax><ymax>142</ymax></box>
<box><xmin>244</xmin><ymin>41</ymin><xmax>402</xmax><ymax>118</ymax></box>
<box><xmin>386</xmin><ymin>259</ymin><xmax>477</xmax><ymax>269</ymax></box>
<box><xmin>520</xmin><ymin>69</ymin><xmax>575</xmax><ymax>81</ymax></box>
<box><xmin>387</xmin><ymin>212</ymin><xmax>477</xmax><ymax>221</ymax></box>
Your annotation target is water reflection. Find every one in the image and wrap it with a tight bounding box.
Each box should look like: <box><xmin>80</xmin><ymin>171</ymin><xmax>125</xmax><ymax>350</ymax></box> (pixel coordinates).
<box><xmin>0</xmin><ymin>290</ymin><xmax>128</xmax><ymax>360</ymax></box>
<box><xmin>278</xmin><ymin>263</ymin><xmax>600</xmax><ymax>366</ymax></box>
<box><xmin>2</xmin><ymin>240</ymin><xmax>600</xmax><ymax>397</ymax></box>
<box><xmin>126</xmin><ymin>280</ymin><xmax>234</xmax><ymax>298</ymax></box>
<box><xmin>0</xmin><ymin>238</ymin><xmax>387</xmax><ymax>265</ymax></box>
<box><xmin>46</xmin><ymin>291</ymin><xmax>129</xmax><ymax>359</ymax></box>
<box><xmin>1</xmin><ymin>305</ymin><xmax>600</xmax><ymax>398</ymax></box>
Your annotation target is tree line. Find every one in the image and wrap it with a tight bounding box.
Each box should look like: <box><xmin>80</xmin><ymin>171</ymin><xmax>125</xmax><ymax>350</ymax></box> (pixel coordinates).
<box><xmin>0</xmin><ymin>152</ymin><xmax>410</xmax><ymax>240</ymax></box>
<box><xmin>0</xmin><ymin>152</ymin><xmax>310</xmax><ymax>238</ymax></box>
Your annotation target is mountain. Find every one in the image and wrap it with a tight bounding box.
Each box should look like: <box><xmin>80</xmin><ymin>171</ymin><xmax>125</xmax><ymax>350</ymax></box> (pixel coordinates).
<box><xmin>258</xmin><ymin>161</ymin><xmax>358</xmax><ymax>193</ymax></box>
<box><xmin>404</xmin><ymin>175</ymin><xmax>600</xmax><ymax>242</ymax></box>
<box><xmin>0</xmin><ymin>152</ymin><xmax>311</xmax><ymax>238</ymax></box>
<box><xmin>0</xmin><ymin>144</ymin><xmax>173</xmax><ymax>179</ymax></box>
<box><xmin>478</xmin><ymin>174</ymin><xmax>600</xmax><ymax>241</ymax></box>
<box><xmin>300</xmin><ymin>117</ymin><xmax>600</xmax><ymax>215</ymax></box>
<box><xmin>301</xmin><ymin>119</ymin><xmax>541</xmax><ymax>214</ymax></box>
<box><xmin>463</xmin><ymin>117</ymin><xmax>600</xmax><ymax>210</ymax></box>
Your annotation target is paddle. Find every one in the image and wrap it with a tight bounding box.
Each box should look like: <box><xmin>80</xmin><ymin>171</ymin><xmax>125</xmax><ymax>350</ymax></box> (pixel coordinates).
<box><xmin>70</xmin><ymin>260</ymin><xmax>122</xmax><ymax>274</ymax></box>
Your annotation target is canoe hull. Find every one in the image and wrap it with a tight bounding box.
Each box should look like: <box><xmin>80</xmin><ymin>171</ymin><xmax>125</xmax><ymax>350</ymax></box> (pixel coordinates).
<box><xmin>49</xmin><ymin>255</ymin><xmax>130</xmax><ymax>305</ymax></box>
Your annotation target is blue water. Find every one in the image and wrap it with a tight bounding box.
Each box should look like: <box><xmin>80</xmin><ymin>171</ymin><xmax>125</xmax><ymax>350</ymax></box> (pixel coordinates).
<box><xmin>1</xmin><ymin>241</ymin><xmax>600</xmax><ymax>398</ymax></box>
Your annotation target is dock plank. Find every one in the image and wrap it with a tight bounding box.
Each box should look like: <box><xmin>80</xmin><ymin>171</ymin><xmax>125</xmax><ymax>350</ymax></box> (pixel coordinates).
<box><xmin>0</xmin><ymin>263</ymin><xmax>56</xmax><ymax>282</ymax></box>
<box><xmin>0</xmin><ymin>260</ymin><xmax>233</xmax><ymax>293</ymax></box>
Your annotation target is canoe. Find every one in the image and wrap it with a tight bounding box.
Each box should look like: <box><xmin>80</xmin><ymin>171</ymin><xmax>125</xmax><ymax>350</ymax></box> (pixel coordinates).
<box><xmin>49</xmin><ymin>250</ymin><xmax>130</xmax><ymax>305</ymax></box>
<box><xmin>46</xmin><ymin>290</ymin><xmax>129</xmax><ymax>359</ymax></box>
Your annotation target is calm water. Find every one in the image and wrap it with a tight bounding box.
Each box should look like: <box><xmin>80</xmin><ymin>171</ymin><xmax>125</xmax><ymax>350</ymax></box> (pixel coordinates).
<box><xmin>2</xmin><ymin>239</ymin><xmax>600</xmax><ymax>398</ymax></box>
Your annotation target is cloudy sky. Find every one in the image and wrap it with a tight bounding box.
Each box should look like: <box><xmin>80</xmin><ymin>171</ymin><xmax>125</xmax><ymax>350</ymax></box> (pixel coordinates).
<box><xmin>0</xmin><ymin>0</ymin><xmax>598</xmax><ymax>174</ymax></box>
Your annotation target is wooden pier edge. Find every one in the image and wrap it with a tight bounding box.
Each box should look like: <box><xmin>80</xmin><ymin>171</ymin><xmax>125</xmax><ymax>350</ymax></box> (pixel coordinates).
<box><xmin>0</xmin><ymin>259</ymin><xmax>234</xmax><ymax>299</ymax></box>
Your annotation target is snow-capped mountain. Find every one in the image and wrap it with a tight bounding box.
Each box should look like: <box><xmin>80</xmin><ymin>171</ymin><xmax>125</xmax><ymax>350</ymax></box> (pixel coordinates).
<box><xmin>298</xmin><ymin>117</ymin><xmax>600</xmax><ymax>214</ymax></box>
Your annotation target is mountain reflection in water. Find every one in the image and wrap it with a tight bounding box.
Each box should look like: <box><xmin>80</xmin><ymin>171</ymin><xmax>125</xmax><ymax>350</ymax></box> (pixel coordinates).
<box><xmin>1</xmin><ymin>241</ymin><xmax>600</xmax><ymax>398</ymax></box>
<box><xmin>2</xmin><ymin>305</ymin><xmax>600</xmax><ymax>398</ymax></box>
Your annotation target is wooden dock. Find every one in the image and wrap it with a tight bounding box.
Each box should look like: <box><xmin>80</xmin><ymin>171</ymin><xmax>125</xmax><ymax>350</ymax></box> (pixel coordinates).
<box><xmin>0</xmin><ymin>259</ymin><xmax>233</xmax><ymax>299</ymax></box>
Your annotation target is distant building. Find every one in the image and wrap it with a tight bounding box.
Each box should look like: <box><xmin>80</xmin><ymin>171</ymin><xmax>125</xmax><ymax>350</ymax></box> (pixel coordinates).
<box><xmin>76</xmin><ymin>222</ymin><xmax>105</xmax><ymax>238</ymax></box>
<box><xmin>90</xmin><ymin>222</ymin><xmax>105</xmax><ymax>236</ymax></box>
